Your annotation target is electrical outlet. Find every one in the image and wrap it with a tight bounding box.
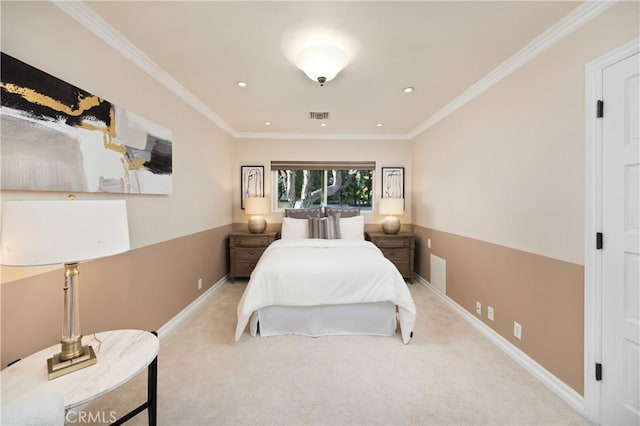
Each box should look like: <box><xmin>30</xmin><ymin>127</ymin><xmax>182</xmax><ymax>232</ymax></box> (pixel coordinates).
<box><xmin>197</xmin><ymin>278</ymin><xmax>203</xmax><ymax>290</ymax></box>
<box><xmin>476</xmin><ymin>301</ymin><xmax>482</xmax><ymax>316</ymax></box>
<box><xmin>487</xmin><ymin>306</ymin><xmax>494</xmax><ymax>321</ymax></box>
<box><xmin>514</xmin><ymin>321</ymin><xmax>522</xmax><ymax>340</ymax></box>
<box><xmin>427</xmin><ymin>238</ymin><xmax>432</xmax><ymax>249</ymax></box>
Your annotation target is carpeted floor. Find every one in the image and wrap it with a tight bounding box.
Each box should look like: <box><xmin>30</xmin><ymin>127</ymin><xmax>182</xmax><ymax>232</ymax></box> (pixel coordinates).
<box><xmin>79</xmin><ymin>281</ymin><xmax>588</xmax><ymax>425</ymax></box>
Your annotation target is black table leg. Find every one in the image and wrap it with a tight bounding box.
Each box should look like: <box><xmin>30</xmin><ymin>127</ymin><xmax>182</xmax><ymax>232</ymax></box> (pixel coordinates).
<box><xmin>111</xmin><ymin>330</ymin><xmax>158</xmax><ymax>426</ymax></box>
<box><xmin>147</xmin><ymin>354</ymin><xmax>158</xmax><ymax>426</ymax></box>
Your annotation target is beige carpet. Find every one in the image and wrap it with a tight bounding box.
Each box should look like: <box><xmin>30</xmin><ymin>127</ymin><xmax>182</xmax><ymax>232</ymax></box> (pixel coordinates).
<box><xmin>79</xmin><ymin>281</ymin><xmax>588</xmax><ymax>425</ymax></box>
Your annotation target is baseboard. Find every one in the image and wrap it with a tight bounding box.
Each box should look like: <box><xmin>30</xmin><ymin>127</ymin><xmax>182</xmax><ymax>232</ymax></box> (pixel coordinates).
<box><xmin>413</xmin><ymin>273</ymin><xmax>585</xmax><ymax>416</ymax></box>
<box><xmin>156</xmin><ymin>274</ymin><xmax>229</xmax><ymax>339</ymax></box>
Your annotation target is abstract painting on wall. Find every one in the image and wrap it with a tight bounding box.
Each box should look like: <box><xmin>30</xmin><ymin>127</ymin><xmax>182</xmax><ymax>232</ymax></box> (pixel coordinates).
<box><xmin>0</xmin><ymin>52</ymin><xmax>173</xmax><ymax>194</ymax></box>
<box><xmin>240</xmin><ymin>165</ymin><xmax>264</xmax><ymax>209</ymax></box>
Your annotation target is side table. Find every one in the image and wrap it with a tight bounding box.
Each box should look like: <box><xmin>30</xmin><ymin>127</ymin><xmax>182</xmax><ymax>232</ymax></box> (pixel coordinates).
<box><xmin>0</xmin><ymin>329</ymin><xmax>159</xmax><ymax>425</ymax></box>
<box><xmin>366</xmin><ymin>231</ymin><xmax>416</xmax><ymax>282</ymax></box>
<box><xmin>229</xmin><ymin>231</ymin><xmax>278</xmax><ymax>282</ymax></box>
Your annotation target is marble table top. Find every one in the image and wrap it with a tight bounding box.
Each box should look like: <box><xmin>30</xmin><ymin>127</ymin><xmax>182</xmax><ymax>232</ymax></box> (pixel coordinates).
<box><xmin>1</xmin><ymin>329</ymin><xmax>159</xmax><ymax>410</ymax></box>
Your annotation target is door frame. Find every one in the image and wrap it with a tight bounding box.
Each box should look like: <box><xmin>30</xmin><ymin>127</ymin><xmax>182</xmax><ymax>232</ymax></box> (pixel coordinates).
<box><xmin>584</xmin><ymin>37</ymin><xmax>639</xmax><ymax>424</ymax></box>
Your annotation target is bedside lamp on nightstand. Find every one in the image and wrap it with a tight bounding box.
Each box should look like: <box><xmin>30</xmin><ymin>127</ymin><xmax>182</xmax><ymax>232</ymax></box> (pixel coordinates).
<box><xmin>379</xmin><ymin>198</ymin><xmax>403</xmax><ymax>234</ymax></box>
<box><xmin>245</xmin><ymin>196</ymin><xmax>269</xmax><ymax>233</ymax></box>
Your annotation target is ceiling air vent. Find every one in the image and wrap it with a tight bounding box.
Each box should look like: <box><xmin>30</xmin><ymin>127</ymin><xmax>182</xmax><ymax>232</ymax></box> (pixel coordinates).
<box><xmin>309</xmin><ymin>112</ymin><xmax>330</xmax><ymax>120</ymax></box>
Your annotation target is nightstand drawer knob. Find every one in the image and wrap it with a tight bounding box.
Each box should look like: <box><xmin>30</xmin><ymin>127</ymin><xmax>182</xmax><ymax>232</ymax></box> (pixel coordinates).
<box><xmin>249</xmin><ymin>250</ymin><xmax>256</xmax><ymax>255</ymax></box>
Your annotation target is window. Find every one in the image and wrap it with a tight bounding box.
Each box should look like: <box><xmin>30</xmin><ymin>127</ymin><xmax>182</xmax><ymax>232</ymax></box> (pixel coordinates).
<box><xmin>271</xmin><ymin>161</ymin><xmax>375</xmax><ymax>212</ymax></box>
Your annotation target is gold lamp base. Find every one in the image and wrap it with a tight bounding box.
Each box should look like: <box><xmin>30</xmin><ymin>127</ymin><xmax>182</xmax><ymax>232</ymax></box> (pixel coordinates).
<box><xmin>47</xmin><ymin>345</ymin><xmax>97</xmax><ymax>380</ymax></box>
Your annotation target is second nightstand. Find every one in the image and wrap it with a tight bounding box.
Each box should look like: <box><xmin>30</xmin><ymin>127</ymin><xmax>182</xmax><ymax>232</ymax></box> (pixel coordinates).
<box><xmin>366</xmin><ymin>231</ymin><xmax>415</xmax><ymax>282</ymax></box>
<box><xmin>229</xmin><ymin>232</ymin><xmax>278</xmax><ymax>282</ymax></box>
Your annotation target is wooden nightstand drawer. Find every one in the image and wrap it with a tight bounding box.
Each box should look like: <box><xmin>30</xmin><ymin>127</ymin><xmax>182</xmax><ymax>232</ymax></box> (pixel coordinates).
<box><xmin>373</xmin><ymin>237</ymin><xmax>411</xmax><ymax>248</ymax></box>
<box><xmin>231</xmin><ymin>260</ymin><xmax>260</xmax><ymax>276</ymax></box>
<box><xmin>380</xmin><ymin>248</ymin><xmax>410</xmax><ymax>262</ymax></box>
<box><xmin>366</xmin><ymin>231</ymin><xmax>415</xmax><ymax>282</ymax></box>
<box><xmin>229</xmin><ymin>232</ymin><xmax>278</xmax><ymax>282</ymax></box>
<box><xmin>232</xmin><ymin>235</ymin><xmax>273</xmax><ymax>247</ymax></box>
<box><xmin>234</xmin><ymin>247</ymin><xmax>265</xmax><ymax>262</ymax></box>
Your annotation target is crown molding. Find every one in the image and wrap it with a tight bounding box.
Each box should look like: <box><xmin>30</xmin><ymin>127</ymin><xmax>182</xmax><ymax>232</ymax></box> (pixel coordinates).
<box><xmin>408</xmin><ymin>0</ymin><xmax>617</xmax><ymax>139</ymax></box>
<box><xmin>233</xmin><ymin>132</ymin><xmax>411</xmax><ymax>141</ymax></box>
<box><xmin>54</xmin><ymin>0</ymin><xmax>615</xmax><ymax>142</ymax></box>
<box><xmin>52</xmin><ymin>0</ymin><xmax>236</xmax><ymax>137</ymax></box>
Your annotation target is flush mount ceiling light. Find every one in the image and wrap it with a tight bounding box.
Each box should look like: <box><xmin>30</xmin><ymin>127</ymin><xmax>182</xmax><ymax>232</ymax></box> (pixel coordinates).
<box><xmin>403</xmin><ymin>86</ymin><xmax>415</xmax><ymax>93</ymax></box>
<box><xmin>283</xmin><ymin>26</ymin><xmax>358</xmax><ymax>87</ymax></box>
<box><xmin>295</xmin><ymin>45</ymin><xmax>348</xmax><ymax>86</ymax></box>
<box><xmin>237</xmin><ymin>81</ymin><xmax>247</xmax><ymax>87</ymax></box>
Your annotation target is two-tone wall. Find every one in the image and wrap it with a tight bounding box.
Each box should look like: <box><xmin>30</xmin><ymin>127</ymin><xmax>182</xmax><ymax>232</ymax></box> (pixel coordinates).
<box><xmin>410</xmin><ymin>2</ymin><xmax>639</xmax><ymax>395</ymax></box>
<box><xmin>232</xmin><ymin>138</ymin><xmax>412</xmax><ymax>231</ymax></box>
<box><xmin>0</xmin><ymin>2</ymin><xmax>234</xmax><ymax>366</ymax></box>
<box><xmin>2</xmin><ymin>0</ymin><xmax>639</xmax><ymax>403</ymax></box>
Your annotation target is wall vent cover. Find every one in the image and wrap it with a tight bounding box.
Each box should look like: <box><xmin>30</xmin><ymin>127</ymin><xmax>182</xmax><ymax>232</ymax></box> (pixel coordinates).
<box><xmin>309</xmin><ymin>112</ymin><xmax>330</xmax><ymax>120</ymax></box>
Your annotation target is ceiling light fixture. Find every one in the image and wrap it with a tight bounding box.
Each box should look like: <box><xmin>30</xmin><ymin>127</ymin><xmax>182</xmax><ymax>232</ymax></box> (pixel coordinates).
<box><xmin>283</xmin><ymin>27</ymin><xmax>358</xmax><ymax>87</ymax></box>
<box><xmin>237</xmin><ymin>81</ymin><xmax>247</xmax><ymax>87</ymax></box>
<box><xmin>403</xmin><ymin>87</ymin><xmax>414</xmax><ymax>93</ymax></box>
<box><xmin>295</xmin><ymin>45</ymin><xmax>348</xmax><ymax>86</ymax></box>
<box><xmin>264</xmin><ymin>121</ymin><xmax>271</xmax><ymax>126</ymax></box>
<box><xmin>320</xmin><ymin>123</ymin><xmax>327</xmax><ymax>127</ymax></box>
<box><xmin>377</xmin><ymin>123</ymin><xmax>383</xmax><ymax>127</ymax></box>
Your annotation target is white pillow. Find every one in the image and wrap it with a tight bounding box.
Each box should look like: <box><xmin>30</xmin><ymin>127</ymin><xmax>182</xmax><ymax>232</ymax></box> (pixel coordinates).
<box><xmin>339</xmin><ymin>215</ymin><xmax>364</xmax><ymax>240</ymax></box>
<box><xmin>280</xmin><ymin>217</ymin><xmax>309</xmax><ymax>239</ymax></box>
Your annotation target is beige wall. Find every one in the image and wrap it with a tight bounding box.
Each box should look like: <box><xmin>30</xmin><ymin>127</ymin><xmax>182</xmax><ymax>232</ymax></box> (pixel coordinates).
<box><xmin>0</xmin><ymin>2</ymin><xmax>234</xmax><ymax>364</ymax></box>
<box><xmin>1</xmin><ymin>1</ymin><xmax>234</xmax><ymax>282</ymax></box>
<box><xmin>233</xmin><ymin>138</ymin><xmax>412</xmax><ymax>227</ymax></box>
<box><xmin>413</xmin><ymin>225</ymin><xmax>584</xmax><ymax>393</ymax></box>
<box><xmin>411</xmin><ymin>3</ymin><xmax>638</xmax><ymax>265</ymax></box>
<box><xmin>410</xmin><ymin>3</ymin><xmax>639</xmax><ymax>395</ymax></box>
<box><xmin>1</xmin><ymin>226</ymin><xmax>232</xmax><ymax>367</ymax></box>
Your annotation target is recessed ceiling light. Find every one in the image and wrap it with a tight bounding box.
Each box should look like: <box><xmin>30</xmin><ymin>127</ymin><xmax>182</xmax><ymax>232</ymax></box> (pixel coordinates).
<box><xmin>376</xmin><ymin>123</ymin><xmax>383</xmax><ymax>127</ymax></box>
<box><xmin>320</xmin><ymin>123</ymin><xmax>327</xmax><ymax>127</ymax></box>
<box><xmin>264</xmin><ymin>121</ymin><xmax>271</xmax><ymax>126</ymax></box>
<box><xmin>403</xmin><ymin>86</ymin><xmax>414</xmax><ymax>93</ymax></box>
<box><xmin>237</xmin><ymin>81</ymin><xmax>247</xmax><ymax>87</ymax></box>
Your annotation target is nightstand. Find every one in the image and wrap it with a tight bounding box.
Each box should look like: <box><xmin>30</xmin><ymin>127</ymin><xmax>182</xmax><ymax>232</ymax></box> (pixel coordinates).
<box><xmin>229</xmin><ymin>232</ymin><xmax>278</xmax><ymax>282</ymax></box>
<box><xmin>366</xmin><ymin>232</ymin><xmax>415</xmax><ymax>282</ymax></box>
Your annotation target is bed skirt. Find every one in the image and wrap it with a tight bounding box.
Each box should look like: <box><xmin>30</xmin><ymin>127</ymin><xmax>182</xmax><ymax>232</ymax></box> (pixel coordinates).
<box><xmin>249</xmin><ymin>302</ymin><xmax>397</xmax><ymax>338</ymax></box>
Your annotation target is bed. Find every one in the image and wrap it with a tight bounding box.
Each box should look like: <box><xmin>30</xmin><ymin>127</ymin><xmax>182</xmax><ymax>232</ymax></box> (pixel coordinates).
<box><xmin>234</xmin><ymin>215</ymin><xmax>416</xmax><ymax>344</ymax></box>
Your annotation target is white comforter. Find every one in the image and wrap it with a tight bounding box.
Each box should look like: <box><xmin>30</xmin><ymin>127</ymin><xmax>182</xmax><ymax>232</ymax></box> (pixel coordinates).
<box><xmin>235</xmin><ymin>239</ymin><xmax>417</xmax><ymax>343</ymax></box>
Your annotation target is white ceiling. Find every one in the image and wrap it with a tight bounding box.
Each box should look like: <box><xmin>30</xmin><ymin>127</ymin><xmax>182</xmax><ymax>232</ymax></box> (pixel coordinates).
<box><xmin>80</xmin><ymin>1</ymin><xmax>579</xmax><ymax>138</ymax></box>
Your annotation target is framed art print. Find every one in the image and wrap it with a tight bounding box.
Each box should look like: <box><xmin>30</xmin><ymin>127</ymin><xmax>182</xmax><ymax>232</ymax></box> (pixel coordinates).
<box><xmin>241</xmin><ymin>165</ymin><xmax>264</xmax><ymax>209</ymax></box>
<box><xmin>381</xmin><ymin>167</ymin><xmax>404</xmax><ymax>198</ymax></box>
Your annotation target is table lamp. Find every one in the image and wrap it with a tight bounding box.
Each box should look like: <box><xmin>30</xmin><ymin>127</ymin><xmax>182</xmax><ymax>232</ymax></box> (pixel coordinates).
<box><xmin>245</xmin><ymin>196</ymin><xmax>269</xmax><ymax>233</ymax></box>
<box><xmin>0</xmin><ymin>198</ymin><xmax>130</xmax><ymax>379</ymax></box>
<box><xmin>379</xmin><ymin>198</ymin><xmax>404</xmax><ymax>234</ymax></box>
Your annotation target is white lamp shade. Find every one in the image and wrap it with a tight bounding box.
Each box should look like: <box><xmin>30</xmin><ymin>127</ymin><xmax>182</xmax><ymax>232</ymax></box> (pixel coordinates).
<box><xmin>379</xmin><ymin>198</ymin><xmax>404</xmax><ymax>215</ymax></box>
<box><xmin>295</xmin><ymin>45</ymin><xmax>348</xmax><ymax>82</ymax></box>
<box><xmin>0</xmin><ymin>200</ymin><xmax>130</xmax><ymax>266</ymax></box>
<box><xmin>244</xmin><ymin>197</ymin><xmax>269</xmax><ymax>215</ymax></box>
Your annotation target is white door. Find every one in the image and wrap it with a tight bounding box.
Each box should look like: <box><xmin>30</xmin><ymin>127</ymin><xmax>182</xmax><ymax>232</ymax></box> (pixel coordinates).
<box><xmin>601</xmin><ymin>52</ymin><xmax>640</xmax><ymax>426</ymax></box>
